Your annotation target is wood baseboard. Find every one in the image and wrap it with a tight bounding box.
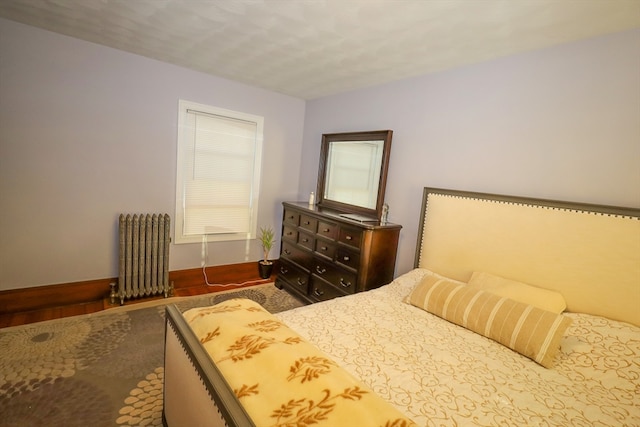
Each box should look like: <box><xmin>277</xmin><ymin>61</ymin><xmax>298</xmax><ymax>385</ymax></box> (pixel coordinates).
<box><xmin>0</xmin><ymin>261</ymin><xmax>279</xmax><ymax>314</ymax></box>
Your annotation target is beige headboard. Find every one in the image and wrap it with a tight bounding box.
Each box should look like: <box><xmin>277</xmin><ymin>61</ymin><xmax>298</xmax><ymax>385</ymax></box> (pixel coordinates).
<box><xmin>415</xmin><ymin>188</ymin><xmax>640</xmax><ymax>327</ymax></box>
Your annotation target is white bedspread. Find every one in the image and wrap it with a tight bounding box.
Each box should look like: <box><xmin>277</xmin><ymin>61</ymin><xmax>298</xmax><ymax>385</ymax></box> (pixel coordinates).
<box><xmin>275</xmin><ymin>268</ymin><xmax>640</xmax><ymax>426</ymax></box>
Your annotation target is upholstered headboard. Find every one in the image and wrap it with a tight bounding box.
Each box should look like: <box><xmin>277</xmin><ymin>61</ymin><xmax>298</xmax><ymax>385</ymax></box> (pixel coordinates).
<box><xmin>415</xmin><ymin>188</ymin><xmax>640</xmax><ymax>326</ymax></box>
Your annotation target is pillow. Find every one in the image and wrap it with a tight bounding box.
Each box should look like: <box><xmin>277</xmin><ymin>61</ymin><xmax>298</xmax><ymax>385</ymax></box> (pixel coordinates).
<box><xmin>408</xmin><ymin>275</ymin><xmax>572</xmax><ymax>368</ymax></box>
<box><xmin>468</xmin><ymin>272</ymin><xmax>567</xmax><ymax>313</ymax></box>
<box><xmin>402</xmin><ymin>269</ymin><xmax>466</xmax><ymax>304</ymax></box>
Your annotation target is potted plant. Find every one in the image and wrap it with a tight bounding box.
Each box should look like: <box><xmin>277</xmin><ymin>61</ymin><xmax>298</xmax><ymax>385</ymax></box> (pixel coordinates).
<box><xmin>258</xmin><ymin>226</ymin><xmax>275</xmax><ymax>279</ymax></box>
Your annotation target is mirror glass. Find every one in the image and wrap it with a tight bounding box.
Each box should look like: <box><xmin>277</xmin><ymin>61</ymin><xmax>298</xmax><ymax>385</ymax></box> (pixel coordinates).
<box><xmin>317</xmin><ymin>130</ymin><xmax>393</xmax><ymax>219</ymax></box>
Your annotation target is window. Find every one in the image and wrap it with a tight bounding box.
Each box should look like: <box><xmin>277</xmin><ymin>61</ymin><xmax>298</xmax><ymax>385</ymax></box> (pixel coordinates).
<box><xmin>175</xmin><ymin>100</ymin><xmax>264</xmax><ymax>244</ymax></box>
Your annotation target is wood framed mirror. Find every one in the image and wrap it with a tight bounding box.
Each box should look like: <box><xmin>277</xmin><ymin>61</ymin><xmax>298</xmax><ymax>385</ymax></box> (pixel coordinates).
<box><xmin>316</xmin><ymin>130</ymin><xmax>393</xmax><ymax>220</ymax></box>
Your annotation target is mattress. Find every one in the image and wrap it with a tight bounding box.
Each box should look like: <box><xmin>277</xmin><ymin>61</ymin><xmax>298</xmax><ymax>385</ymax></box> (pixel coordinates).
<box><xmin>275</xmin><ymin>268</ymin><xmax>640</xmax><ymax>426</ymax></box>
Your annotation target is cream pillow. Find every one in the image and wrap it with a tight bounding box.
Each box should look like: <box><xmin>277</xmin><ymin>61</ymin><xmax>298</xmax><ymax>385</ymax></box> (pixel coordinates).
<box><xmin>408</xmin><ymin>275</ymin><xmax>572</xmax><ymax>368</ymax></box>
<box><xmin>468</xmin><ymin>272</ymin><xmax>567</xmax><ymax>314</ymax></box>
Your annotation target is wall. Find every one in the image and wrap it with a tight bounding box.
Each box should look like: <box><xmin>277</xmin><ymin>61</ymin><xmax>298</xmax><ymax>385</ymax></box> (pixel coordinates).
<box><xmin>301</xmin><ymin>29</ymin><xmax>640</xmax><ymax>276</ymax></box>
<box><xmin>2</xmin><ymin>19</ymin><xmax>638</xmax><ymax>291</ymax></box>
<box><xmin>0</xmin><ymin>19</ymin><xmax>306</xmax><ymax>290</ymax></box>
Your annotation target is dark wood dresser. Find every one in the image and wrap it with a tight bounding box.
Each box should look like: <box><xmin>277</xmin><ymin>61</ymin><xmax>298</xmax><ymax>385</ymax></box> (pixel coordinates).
<box><xmin>275</xmin><ymin>201</ymin><xmax>402</xmax><ymax>304</ymax></box>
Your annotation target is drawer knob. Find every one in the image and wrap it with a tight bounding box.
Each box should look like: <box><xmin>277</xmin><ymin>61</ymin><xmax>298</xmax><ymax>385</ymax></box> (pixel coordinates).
<box><xmin>345</xmin><ymin>235</ymin><xmax>353</xmax><ymax>240</ymax></box>
<box><xmin>320</xmin><ymin>246</ymin><xmax>328</xmax><ymax>251</ymax></box>
<box><xmin>284</xmin><ymin>249</ymin><xmax>291</xmax><ymax>255</ymax></box>
<box><xmin>302</xmin><ymin>238</ymin><xmax>309</xmax><ymax>243</ymax></box>
<box><xmin>340</xmin><ymin>278</ymin><xmax>352</xmax><ymax>288</ymax></box>
<box><xmin>315</xmin><ymin>266</ymin><xmax>326</xmax><ymax>275</ymax></box>
<box><xmin>296</xmin><ymin>278</ymin><xmax>306</xmax><ymax>286</ymax></box>
<box><xmin>280</xmin><ymin>267</ymin><xmax>288</xmax><ymax>274</ymax></box>
<box><xmin>313</xmin><ymin>288</ymin><xmax>324</xmax><ymax>297</ymax></box>
<box><xmin>304</xmin><ymin>221</ymin><xmax>310</xmax><ymax>225</ymax></box>
<box><xmin>323</xmin><ymin>228</ymin><xmax>330</xmax><ymax>233</ymax></box>
<box><xmin>343</xmin><ymin>255</ymin><xmax>350</xmax><ymax>261</ymax></box>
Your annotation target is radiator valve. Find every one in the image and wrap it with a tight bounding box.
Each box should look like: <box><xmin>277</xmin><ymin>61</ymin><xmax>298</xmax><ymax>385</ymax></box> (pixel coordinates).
<box><xmin>109</xmin><ymin>282</ymin><xmax>117</xmax><ymax>305</ymax></box>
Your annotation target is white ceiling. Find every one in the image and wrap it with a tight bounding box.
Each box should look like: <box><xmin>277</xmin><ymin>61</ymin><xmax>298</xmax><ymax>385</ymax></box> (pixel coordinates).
<box><xmin>1</xmin><ymin>0</ymin><xmax>639</xmax><ymax>99</ymax></box>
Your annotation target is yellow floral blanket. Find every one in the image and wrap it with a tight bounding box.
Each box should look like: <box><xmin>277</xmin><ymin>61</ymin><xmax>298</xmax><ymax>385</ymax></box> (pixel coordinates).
<box><xmin>183</xmin><ymin>298</ymin><xmax>416</xmax><ymax>427</ymax></box>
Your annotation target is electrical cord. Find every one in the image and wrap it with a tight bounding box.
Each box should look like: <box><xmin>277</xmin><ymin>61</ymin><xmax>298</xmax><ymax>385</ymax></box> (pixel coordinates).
<box><xmin>201</xmin><ymin>234</ymin><xmax>266</xmax><ymax>288</ymax></box>
<box><xmin>203</xmin><ymin>265</ymin><xmax>264</xmax><ymax>288</ymax></box>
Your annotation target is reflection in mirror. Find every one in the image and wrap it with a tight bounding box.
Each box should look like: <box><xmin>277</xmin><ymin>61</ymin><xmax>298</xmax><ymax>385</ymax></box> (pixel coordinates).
<box><xmin>317</xmin><ymin>130</ymin><xmax>393</xmax><ymax>219</ymax></box>
<box><xmin>324</xmin><ymin>140</ymin><xmax>384</xmax><ymax>210</ymax></box>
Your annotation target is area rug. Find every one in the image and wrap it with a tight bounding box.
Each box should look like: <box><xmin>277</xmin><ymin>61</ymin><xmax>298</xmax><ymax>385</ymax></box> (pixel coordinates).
<box><xmin>0</xmin><ymin>283</ymin><xmax>305</xmax><ymax>427</ymax></box>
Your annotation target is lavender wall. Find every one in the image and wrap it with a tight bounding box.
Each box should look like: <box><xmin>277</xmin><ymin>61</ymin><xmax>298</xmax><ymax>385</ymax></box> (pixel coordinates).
<box><xmin>301</xmin><ymin>29</ymin><xmax>640</xmax><ymax>276</ymax></box>
<box><xmin>2</xmin><ymin>18</ymin><xmax>638</xmax><ymax>291</ymax></box>
<box><xmin>0</xmin><ymin>19</ymin><xmax>305</xmax><ymax>290</ymax></box>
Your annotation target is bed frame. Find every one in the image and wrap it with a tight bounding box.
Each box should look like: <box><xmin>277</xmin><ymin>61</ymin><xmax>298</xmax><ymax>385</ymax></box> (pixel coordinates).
<box><xmin>164</xmin><ymin>303</ymin><xmax>254</xmax><ymax>427</ymax></box>
<box><xmin>163</xmin><ymin>187</ymin><xmax>639</xmax><ymax>427</ymax></box>
<box><xmin>415</xmin><ymin>187</ymin><xmax>639</xmax><ymax>326</ymax></box>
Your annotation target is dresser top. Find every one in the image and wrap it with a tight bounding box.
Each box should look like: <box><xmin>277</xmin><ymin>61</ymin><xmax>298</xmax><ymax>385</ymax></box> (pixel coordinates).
<box><xmin>283</xmin><ymin>201</ymin><xmax>402</xmax><ymax>230</ymax></box>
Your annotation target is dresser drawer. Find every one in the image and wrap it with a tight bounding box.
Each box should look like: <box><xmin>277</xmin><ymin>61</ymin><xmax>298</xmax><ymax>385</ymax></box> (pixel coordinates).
<box><xmin>317</xmin><ymin>221</ymin><xmax>338</xmax><ymax>240</ymax></box>
<box><xmin>336</xmin><ymin>247</ymin><xmax>360</xmax><ymax>271</ymax></box>
<box><xmin>299</xmin><ymin>214</ymin><xmax>318</xmax><ymax>233</ymax></box>
<box><xmin>314</xmin><ymin>238</ymin><xmax>336</xmax><ymax>260</ymax></box>
<box><xmin>282</xmin><ymin>225</ymin><xmax>298</xmax><ymax>242</ymax></box>
<box><xmin>309</xmin><ymin>276</ymin><xmax>347</xmax><ymax>302</ymax></box>
<box><xmin>311</xmin><ymin>258</ymin><xmax>357</xmax><ymax>294</ymax></box>
<box><xmin>297</xmin><ymin>231</ymin><xmax>314</xmax><ymax>251</ymax></box>
<box><xmin>338</xmin><ymin>226</ymin><xmax>362</xmax><ymax>249</ymax></box>
<box><xmin>277</xmin><ymin>258</ymin><xmax>310</xmax><ymax>295</ymax></box>
<box><xmin>281</xmin><ymin>241</ymin><xmax>312</xmax><ymax>269</ymax></box>
<box><xmin>283</xmin><ymin>208</ymin><xmax>300</xmax><ymax>226</ymax></box>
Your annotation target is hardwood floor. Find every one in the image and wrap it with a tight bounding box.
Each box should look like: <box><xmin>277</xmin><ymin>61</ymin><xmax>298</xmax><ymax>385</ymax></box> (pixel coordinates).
<box><xmin>0</xmin><ymin>261</ymin><xmax>281</xmax><ymax>328</ymax></box>
<box><xmin>0</xmin><ymin>276</ymin><xmax>273</xmax><ymax>328</ymax></box>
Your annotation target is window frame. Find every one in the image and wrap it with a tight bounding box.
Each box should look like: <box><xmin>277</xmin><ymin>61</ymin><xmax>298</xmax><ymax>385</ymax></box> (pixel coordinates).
<box><xmin>174</xmin><ymin>99</ymin><xmax>264</xmax><ymax>244</ymax></box>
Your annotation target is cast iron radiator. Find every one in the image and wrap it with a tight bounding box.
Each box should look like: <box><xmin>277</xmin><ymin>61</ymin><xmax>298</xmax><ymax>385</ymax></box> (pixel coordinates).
<box><xmin>118</xmin><ymin>213</ymin><xmax>171</xmax><ymax>305</ymax></box>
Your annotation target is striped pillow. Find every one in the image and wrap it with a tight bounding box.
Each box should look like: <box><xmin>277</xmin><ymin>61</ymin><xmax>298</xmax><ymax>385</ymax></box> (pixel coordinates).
<box><xmin>408</xmin><ymin>275</ymin><xmax>572</xmax><ymax>368</ymax></box>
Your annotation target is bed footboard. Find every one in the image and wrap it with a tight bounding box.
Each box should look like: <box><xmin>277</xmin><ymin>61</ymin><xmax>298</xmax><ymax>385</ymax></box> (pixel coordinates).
<box><xmin>163</xmin><ymin>304</ymin><xmax>255</xmax><ymax>427</ymax></box>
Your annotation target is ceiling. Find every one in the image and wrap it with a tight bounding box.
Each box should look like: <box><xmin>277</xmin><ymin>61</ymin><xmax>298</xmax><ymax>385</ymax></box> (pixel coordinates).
<box><xmin>1</xmin><ymin>0</ymin><xmax>639</xmax><ymax>100</ymax></box>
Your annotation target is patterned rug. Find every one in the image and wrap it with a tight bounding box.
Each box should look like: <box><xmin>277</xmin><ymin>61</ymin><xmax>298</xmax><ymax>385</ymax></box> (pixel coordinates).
<box><xmin>0</xmin><ymin>283</ymin><xmax>305</xmax><ymax>427</ymax></box>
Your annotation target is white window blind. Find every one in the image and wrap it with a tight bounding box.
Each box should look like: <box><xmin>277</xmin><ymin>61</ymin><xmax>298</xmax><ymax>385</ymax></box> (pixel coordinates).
<box><xmin>175</xmin><ymin>100</ymin><xmax>263</xmax><ymax>244</ymax></box>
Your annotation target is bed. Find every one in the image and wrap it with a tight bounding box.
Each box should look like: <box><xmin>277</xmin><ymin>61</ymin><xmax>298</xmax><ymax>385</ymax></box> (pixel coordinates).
<box><xmin>163</xmin><ymin>187</ymin><xmax>640</xmax><ymax>426</ymax></box>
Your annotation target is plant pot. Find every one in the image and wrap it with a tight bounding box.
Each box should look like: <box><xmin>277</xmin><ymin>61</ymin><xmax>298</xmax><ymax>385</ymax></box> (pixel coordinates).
<box><xmin>258</xmin><ymin>261</ymin><xmax>273</xmax><ymax>279</ymax></box>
